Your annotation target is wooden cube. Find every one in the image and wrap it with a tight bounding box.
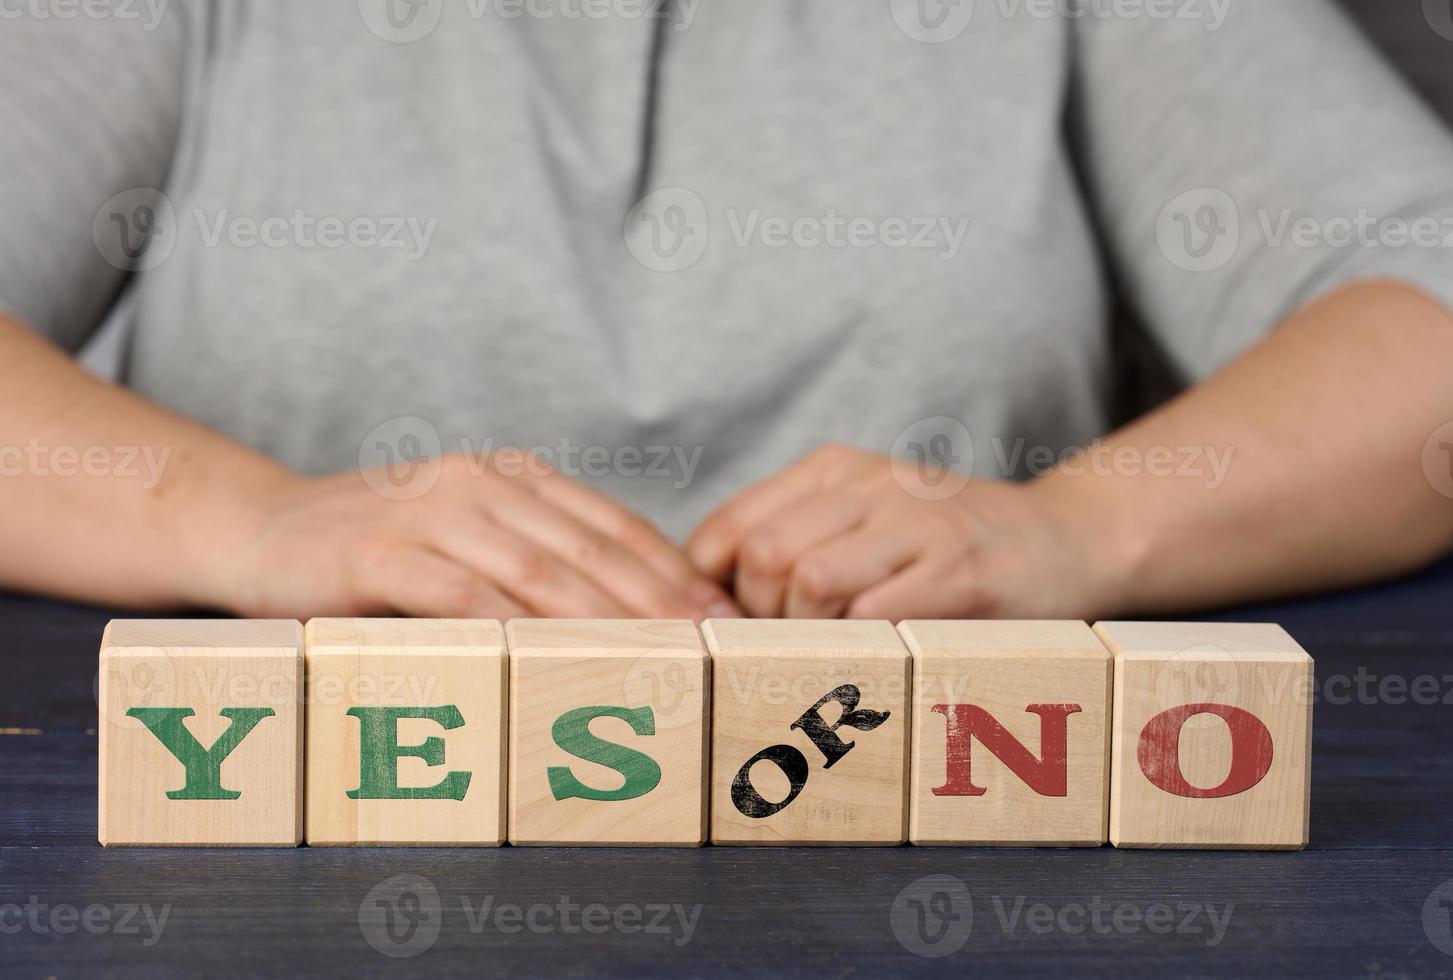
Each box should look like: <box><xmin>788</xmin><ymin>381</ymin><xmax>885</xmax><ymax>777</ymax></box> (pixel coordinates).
<box><xmin>304</xmin><ymin>619</ymin><xmax>507</xmax><ymax>846</ymax></box>
<box><xmin>900</xmin><ymin>620</ymin><xmax>1111</xmax><ymax>846</ymax></box>
<box><xmin>98</xmin><ymin>620</ymin><xmax>303</xmax><ymax>847</ymax></box>
<box><xmin>507</xmin><ymin>620</ymin><xmax>708</xmax><ymax>846</ymax></box>
<box><xmin>705</xmin><ymin>619</ymin><xmax>909</xmax><ymax>846</ymax></box>
<box><xmin>1094</xmin><ymin>622</ymin><xmax>1314</xmax><ymax>850</ymax></box>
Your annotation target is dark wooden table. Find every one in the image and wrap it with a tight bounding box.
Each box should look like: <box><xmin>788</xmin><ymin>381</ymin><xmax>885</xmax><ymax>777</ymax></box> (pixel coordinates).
<box><xmin>5</xmin><ymin>563</ymin><xmax>1453</xmax><ymax>978</ymax></box>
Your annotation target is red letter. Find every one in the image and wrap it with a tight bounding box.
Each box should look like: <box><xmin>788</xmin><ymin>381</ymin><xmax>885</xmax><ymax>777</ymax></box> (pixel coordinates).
<box><xmin>930</xmin><ymin>704</ymin><xmax>1082</xmax><ymax>797</ymax></box>
<box><xmin>1137</xmin><ymin>703</ymin><xmax>1273</xmax><ymax>799</ymax></box>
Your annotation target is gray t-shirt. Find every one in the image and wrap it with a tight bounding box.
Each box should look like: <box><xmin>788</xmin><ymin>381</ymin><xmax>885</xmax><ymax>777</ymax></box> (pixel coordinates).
<box><xmin>4</xmin><ymin>0</ymin><xmax>1453</xmax><ymax>539</ymax></box>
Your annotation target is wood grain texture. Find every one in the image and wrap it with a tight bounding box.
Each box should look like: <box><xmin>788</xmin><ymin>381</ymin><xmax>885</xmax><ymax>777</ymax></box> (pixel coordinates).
<box><xmin>98</xmin><ymin>619</ymin><xmax>302</xmax><ymax>847</ymax></box>
<box><xmin>1095</xmin><ymin>622</ymin><xmax>1314</xmax><ymax>850</ymax></box>
<box><xmin>900</xmin><ymin>620</ymin><xmax>1111</xmax><ymax>846</ymax></box>
<box><xmin>303</xmin><ymin>619</ymin><xmax>506</xmax><ymax>846</ymax></box>
<box><xmin>704</xmin><ymin>619</ymin><xmax>909</xmax><ymax>846</ymax></box>
<box><xmin>6</xmin><ymin>558</ymin><xmax>1453</xmax><ymax>976</ymax></box>
<box><xmin>506</xmin><ymin>619</ymin><xmax>708</xmax><ymax>846</ymax></box>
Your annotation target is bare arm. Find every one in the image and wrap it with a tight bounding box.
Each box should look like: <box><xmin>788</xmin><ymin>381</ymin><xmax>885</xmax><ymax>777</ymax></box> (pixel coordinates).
<box><xmin>0</xmin><ymin>314</ymin><xmax>737</xmax><ymax>619</ymax></box>
<box><xmin>689</xmin><ymin>283</ymin><xmax>1453</xmax><ymax>620</ymax></box>
<box><xmin>1034</xmin><ymin>280</ymin><xmax>1453</xmax><ymax>614</ymax></box>
<box><xmin>0</xmin><ymin>314</ymin><xmax>292</xmax><ymax>610</ymax></box>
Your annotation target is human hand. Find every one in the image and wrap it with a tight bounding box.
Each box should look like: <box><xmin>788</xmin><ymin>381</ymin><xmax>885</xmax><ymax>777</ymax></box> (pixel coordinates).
<box><xmin>211</xmin><ymin>453</ymin><xmax>741</xmax><ymax>620</ymax></box>
<box><xmin>686</xmin><ymin>444</ymin><xmax>1123</xmax><ymax>621</ymax></box>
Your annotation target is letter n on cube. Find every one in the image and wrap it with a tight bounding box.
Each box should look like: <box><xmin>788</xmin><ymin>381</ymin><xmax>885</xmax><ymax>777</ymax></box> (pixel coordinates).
<box><xmin>900</xmin><ymin>620</ymin><xmax>1111</xmax><ymax>846</ymax></box>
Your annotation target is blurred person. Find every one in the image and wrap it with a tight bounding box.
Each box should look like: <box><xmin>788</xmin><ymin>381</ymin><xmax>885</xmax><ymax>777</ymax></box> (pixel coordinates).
<box><xmin>2</xmin><ymin>0</ymin><xmax>1453</xmax><ymax>621</ymax></box>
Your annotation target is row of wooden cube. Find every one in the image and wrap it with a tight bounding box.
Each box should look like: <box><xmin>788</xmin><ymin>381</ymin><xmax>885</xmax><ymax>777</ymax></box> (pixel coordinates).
<box><xmin>98</xmin><ymin>618</ymin><xmax>1313</xmax><ymax>849</ymax></box>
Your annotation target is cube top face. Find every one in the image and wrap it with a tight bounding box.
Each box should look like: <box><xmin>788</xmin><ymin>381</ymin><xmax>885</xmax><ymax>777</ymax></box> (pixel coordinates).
<box><xmin>509</xmin><ymin>620</ymin><xmax>708</xmax><ymax>846</ymax></box>
<box><xmin>506</xmin><ymin>619</ymin><xmax>704</xmax><ymax>659</ymax></box>
<box><xmin>305</xmin><ymin>619</ymin><xmax>507</xmax><ymax>847</ymax></box>
<box><xmin>1096</xmin><ymin>622</ymin><xmax>1314</xmax><ymax>850</ymax></box>
<box><xmin>900</xmin><ymin>620</ymin><xmax>1106</xmax><ymax>660</ymax></box>
<box><xmin>701</xmin><ymin>618</ymin><xmax>905</xmax><ymax>659</ymax></box>
<box><xmin>1093</xmin><ymin>622</ymin><xmax>1310</xmax><ymax>664</ymax></box>
<box><xmin>99</xmin><ymin>619</ymin><xmax>303</xmax><ymax>847</ymax></box>
<box><xmin>305</xmin><ymin>618</ymin><xmax>503</xmax><ymax>653</ymax></box>
<box><xmin>900</xmin><ymin>621</ymin><xmax>1111</xmax><ymax>847</ymax></box>
<box><xmin>706</xmin><ymin>620</ymin><xmax>909</xmax><ymax>845</ymax></box>
<box><xmin>103</xmin><ymin>619</ymin><xmax>303</xmax><ymax>656</ymax></box>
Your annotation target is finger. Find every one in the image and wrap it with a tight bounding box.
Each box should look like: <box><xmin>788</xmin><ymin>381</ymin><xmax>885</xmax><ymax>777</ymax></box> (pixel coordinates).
<box><xmin>478</xmin><ymin>476</ymin><xmax>713</xmax><ymax>619</ymax></box>
<box><xmin>421</xmin><ymin>508</ymin><xmax>633</xmax><ymax>618</ymax></box>
<box><xmin>687</xmin><ymin>445</ymin><xmax>860</xmax><ymax>582</ymax></box>
<box><xmin>509</xmin><ymin>460</ymin><xmax>739</xmax><ymax>613</ymax></box>
<box><xmin>734</xmin><ymin>494</ymin><xmax>869</xmax><ymax>618</ymax></box>
<box><xmin>846</xmin><ymin>557</ymin><xmax>992</xmax><ymax>621</ymax></box>
<box><xmin>352</xmin><ymin>544</ymin><xmax>529</xmax><ymax>619</ymax></box>
<box><xmin>783</xmin><ymin>523</ymin><xmax>928</xmax><ymax>619</ymax></box>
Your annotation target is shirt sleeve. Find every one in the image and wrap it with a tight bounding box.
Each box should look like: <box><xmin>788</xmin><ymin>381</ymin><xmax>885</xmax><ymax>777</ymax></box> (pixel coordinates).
<box><xmin>0</xmin><ymin>11</ymin><xmax>185</xmax><ymax>352</ymax></box>
<box><xmin>1070</xmin><ymin>0</ymin><xmax>1453</xmax><ymax>381</ymax></box>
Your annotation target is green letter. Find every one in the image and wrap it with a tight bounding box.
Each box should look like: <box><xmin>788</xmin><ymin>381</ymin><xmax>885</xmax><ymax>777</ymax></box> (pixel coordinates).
<box><xmin>346</xmin><ymin>706</ymin><xmax>472</xmax><ymax>800</ymax></box>
<box><xmin>126</xmin><ymin>707</ymin><xmax>275</xmax><ymax>800</ymax></box>
<box><xmin>547</xmin><ymin>705</ymin><xmax>662</xmax><ymax>802</ymax></box>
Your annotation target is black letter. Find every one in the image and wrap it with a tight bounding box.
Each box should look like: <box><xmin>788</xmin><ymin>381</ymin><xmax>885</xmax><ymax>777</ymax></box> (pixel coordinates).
<box><xmin>731</xmin><ymin>744</ymin><xmax>810</xmax><ymax>818</ymax></box>
<box><xmin>790</xmin><ymin>684</ymin><xmax>891</xmax><ymax>768</ymax></box>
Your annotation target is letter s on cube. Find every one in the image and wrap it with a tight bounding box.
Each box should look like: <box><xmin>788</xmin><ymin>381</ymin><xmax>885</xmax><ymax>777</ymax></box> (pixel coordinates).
<box><xmin>506</xmin><ymin>620</ymin><xmax>708</xmax><ymax>846</ymax></box>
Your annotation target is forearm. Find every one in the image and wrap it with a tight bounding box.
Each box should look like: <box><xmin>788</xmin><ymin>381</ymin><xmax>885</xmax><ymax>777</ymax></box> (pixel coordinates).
<box><xmin>0</xmin><ymin>315</ymin><xmax>297</xmax><ymax>610</ymax></box>
<box><xmin>1034</xmin><ymin>281</ymin><xmax>1453</xmax><ymax>615</ymax></box>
